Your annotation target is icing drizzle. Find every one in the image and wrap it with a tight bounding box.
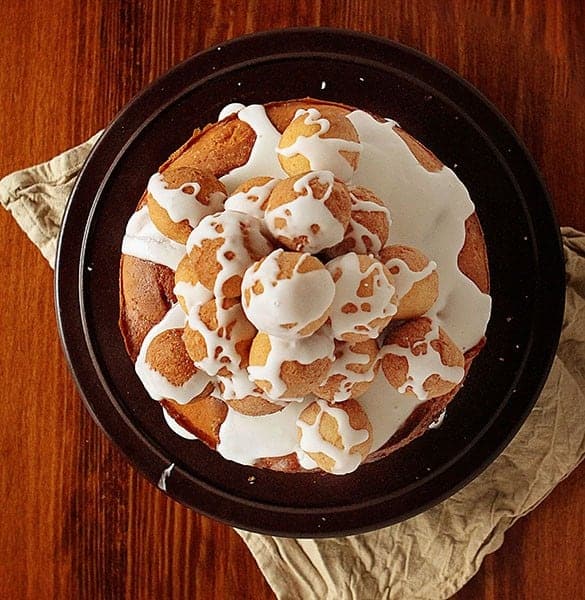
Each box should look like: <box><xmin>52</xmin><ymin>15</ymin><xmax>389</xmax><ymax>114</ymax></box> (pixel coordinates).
<box><xmin>122</xmin><ymin>207</ymin><xmax>185</xmax><ymax>270</ymax></box>
<box><xmin>296</xmin><ymin>400</ymin><xmax>370</xmax><ymax>475</ymax></box>
<box><xmin>385</xmin><ymin>257</ymin><xmax>438</xmax><ymax>300</ymax></box>
<box><xmin>381</xmin><ymin>320</ymin><xmax>465</xmax><ymax>400</ymax></box>
<box><xmin>247</xmin><ymin>330</ymin><xmax>335</xmax><ymax>400</ymax></box>
<box><xmin>219</xmin><ymin>105</ymin><xmax>287</xmax><ymax>192</ymax></box>
<box><xmin>277</xmin><ymin>108</ymin><xmax>362</xmax><ymax>182</ymax></box>
<box><xmin>135</xmin><ymin>303</ymin><xmax>214</xmax><ymax>404</ymax></box>
<box><xmin>326</xmin><ymin>253</ymin><xmax>398</xmax><ymax>340</ymax></box>
<box><xmin>147</xmin><ymin>171</ymin><xmax>225</xmax><ymax>227</ymax></box>
<box><xmin>224</xmin><ymin>177</ymin><xmax>279</xmax><ymax>219</ymax></box>
<box><xmin>265</xmin><ymin>170</ymin><xmax>346</xmax><ymax>253</ymax></box>
<box><xmin>241</xmin><ymin>249</ymin><xmax>335</xmax><ymax>338</ymax></box>
<box><xmin>318</xmin><ymin>341</ymin><xmax>378</xmax><ymax>402</ymax></box>
<box><xmin>343</xmin><ymin>189</ymin><xmax>391</xmax><ymax>255</ymax></box>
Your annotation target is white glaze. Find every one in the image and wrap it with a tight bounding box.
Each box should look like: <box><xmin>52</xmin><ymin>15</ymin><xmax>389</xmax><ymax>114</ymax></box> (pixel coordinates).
<box><xmin>219</xmin><ymin>105</ymin><xmax>287</xmax><ymax>192</ymax></box>
<box><xmin>265</xmin><ymin>170</ymin><xmax>346</xmax><ymax>253</ymax></box>
<box><xmin>247</xmin><ymin>329</ymin><xmax>335</xmax><ymax>400</ymax></box>
<box><xmin>327</xmin><ymin>253</ymin><xmax>398</xmax><ymax>340</ymax></box>
<box><xmin>429</xmin><ymin>409</ymin><xmax>447</xmax><ymax>429</ymax></box>
<box><xmin>135</xmin><ymin>303</ymin><xmax>214</xmax><ymax>404</ymax></box>
<box><xmin>218</xmin><ymin>102</ymin><xmax>246</xmax><ymax>120</ymax></box>
<box><xmin>358</xmin><ymin>371</ymin><xmax>423</xmax><ymax>451</ymax></box>
<box><xmin>186</xmin><ymin>210</ymin><xmax>272</xmax><ymax>290</ymax></box>
<box><xmin>224</xmin><ymin>177</ymin><xmax>279</xmax><ymax>219</ymax></box>
<box><xmin>277</xmin><ymin>108</ymin><xmax>362</xmax><ymax>182</ymax></box>
<box><xmin>147</xmin><ymin>171</ymin><xmax>226</xmax><ymax>228</ymax></box>
<box><xmin>216</xmin><ymin>366</ymin><xmax>269</xmax><ymax>401</ymax></box>
<box><xmin>187</xmin><ymin>300</ymin><xmax>253</xmax><ymax>377</ymax></box>
<box><xmin>296</xmin><ymin>399</ymin><xmax>370</xmax><ymax>475</ymax></box>
<box><xmin>342</xmin><ymin>189</ymin><xmax>391</xmax><ymax>255</ymax></box>
<box><xmin>173</xmin><ymin>280</ymin><xmax>214</xmax><ymax>314</ymax></box>
<box><xmin>381</xmin><ymin>320</ymin><xmax>465</xmax><ymax>400</ymax></box>
<box><xmin>162</xmin><ymin>405</ymin><xmax>197</xmax><ymax>439</ymax></box>
<box><xmin>157</xmin><ymin>463</ymin><xmax>175</xmax><ymax>492</ymax></box>
<box><xmin>317</xmin><ymin>340</ymin><xmax>378</xmax><ymax>403</ymax></box>
<box><xmin>347</xmin><ymin>110</ymin><xmax>491</xmax><ymax>351</ymax></box>
<box><xmin>122</xmin><ymin>206</ymin><xmax>185</xmax><ymax>270</ymax></box>
<box><xmin>241</xmin><ymin>249</ymin><xmax>335</xmax><ymax>338</ymax></box>
<box><xmin>217</xmin><ymin>401</ymin><xmax>307</xmax><ymax>464</ymax></box>
<box><xmin>385</xmin><ymin>257</ymin><xmax>438</xmax><ymax>300</ymax></box>
<box><xmin>184</xmin><ymin>211</ymin><xmax>272</xmax><ymax>378</ymax></box>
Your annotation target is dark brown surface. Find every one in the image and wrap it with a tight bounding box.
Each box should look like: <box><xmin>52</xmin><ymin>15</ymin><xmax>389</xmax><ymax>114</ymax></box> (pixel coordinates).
<box><xmin>0</xmin><ymin>1</ymin><xmax>583</xmax><ymax>599</ymax></box>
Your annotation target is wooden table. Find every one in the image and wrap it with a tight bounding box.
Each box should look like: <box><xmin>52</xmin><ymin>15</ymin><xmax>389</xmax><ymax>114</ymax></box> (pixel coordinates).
<box><xmin>1</xmin><ymin>2</ymin><xmax>583</xmax><ymax>598</ymax></box>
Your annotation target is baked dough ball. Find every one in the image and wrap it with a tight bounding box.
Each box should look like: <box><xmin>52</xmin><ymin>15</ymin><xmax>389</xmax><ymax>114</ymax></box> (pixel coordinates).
<box><xmin>296</xmin><ymin>398</ymin><xmax>373</xmax><ymax>474</ymax></box>
<box><xmin>183</xmin><ymin>297</ymin><xmax>256</xmax><ymax>377</ymax></box>
<box><xmin>248</xmin><ymin>330</ymin><xmax>335</xmax><ymax>400</ymax></box>
<box><xmin>379</xmin><ymin>245</ymin><xmax>439</xmax><ymax>320</ymax></box>
<box><xmin>186</xmin><ymin>210</ymin><xmax>273</xmax><ymax>298</ymax></box>
<box><xmin>277</xmin><ymin>106</ymin><xmax>361</xmax><ymax>182</ymax></box>
<box><xmin>325</xmin><ymin>186</ymin><xmax>391</xmax><ymax>258</ymax></box>
<box><xmin>174</xmin><ymin>254</ymin><xmax>214</xmax><ymax>314</ymax></box>
<box><xmin>314</xmin><ymin>338</ymin><xmax>379</xmax><ymax>402</ymax></box>
<box><xmin>146</xmin><ymin>328</ymin><xmax>198</xmax><ymax>387</ymax></box>
<box><xmin>139</xmin><ymin>327</ymin><xmax>214</xmax><ymax>403</ymax></box>
<box><xmin>224</xmin><ymin>176</ymin><xmax>280</xmax><ymax>219</ymax></box>
<box><xmin>217</xmin><ymin>366</ymin><xmax>284</xmax><ymax>416</ymax></box>
<box><xmin>264</xmin><ymin>170</ymin><xmax>351</xmax><ymax>253</ymax></box>
<box><xmin>242</xmin><ymin>249</ymin><xmax>335</xmax><ymax>338</ymax></box>
<box><xmin>226</xmin><ymin>395</ymin><xmax>284</xmax><ymax>416</ymax></box>
<box><xmin>161</xmin><ymin>395</ymin><xmax>227</xmax><ymax>449</ymax></box>
<box><xmin>326</xmin><ymin>253</ymin><xmax>398</xmax><ymax>342</ymax></box>
<box><xmin>147</xmin><ymin>167</ymin><xmax>227</xmax><ymax>244</ymax></box>
<box><xmin>380</xmin><ymin>316</ymin><xmax>465</xmax><ymax>400</ymax></box>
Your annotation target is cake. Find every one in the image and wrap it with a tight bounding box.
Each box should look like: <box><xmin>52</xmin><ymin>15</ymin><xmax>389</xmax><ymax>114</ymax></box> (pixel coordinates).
<box><xmin>119</xmin><ymin>98</ymin><xmax>492</xmax><ymax>476</ymax></box>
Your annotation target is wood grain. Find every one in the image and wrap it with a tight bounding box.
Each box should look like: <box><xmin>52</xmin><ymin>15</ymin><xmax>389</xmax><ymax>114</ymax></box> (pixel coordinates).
<box><xmin>0</xmin><ymin>1</ymin><xmax>583</xmax><ymax>599</ymax></box>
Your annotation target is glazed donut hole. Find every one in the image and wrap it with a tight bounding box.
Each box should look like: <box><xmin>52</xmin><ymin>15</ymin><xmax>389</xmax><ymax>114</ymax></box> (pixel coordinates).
<box><xmin>146</xmin><ymin>328</ymin><xmax>200</xmax><ymax>387</ymax></box>
<box><xmin>326</xmin><ymin>253</ymin><xmax>398</xmax><ymax>342</ymax></box>
<box><xmin>216</xmin><ymin>365</ymin><xmax>285</xmax><ymax>416</ymax></box>
<box><xmin>241</xmin><ymin>249</ymin><xmax>335</xmax><ymax>339</ymax></box>
<box><xmin>186</xmin><ymin>210</ymin><xmax>273</xmax><ymax>298</ymax></box>
<box><xmin>224</xmin><ymin>176</ymin><xmax>280</xmax><ymax>219</ymax></box>
<box><xmin>379</xmin><ymin>244</ymin><xmax>439</xmax><ymax>320</ymax></box>
<box><xmin>314</xmin><ymin>338</ymin><xmax>380</xmax><ymax>403</ymax></box>
<box><xmin>277</xmin><ymin>105</ymin><xmax>361</xmax><ymax>182</ymax></box>
<box><xmin>380</xmin><ymin>316</ymin><xmax>465</xmax><ymax>400</ymax></box>
<box><xmin>325</xmin><ymin>185</ymin><xmax>391</xmax><ymax>259</ymax></box>
<box><xmin>226</xmin><ymin>395</ymin><xmax>285</xmax><ymax>417</ymax></box>
<box><xmin>161</xmin><ymin>395</ymin><xmax>228</xmax><ymax>449</ymax></box>
<box><xmin>140</xmin><ymin>325</ymin><xmax>215</xmax><ymax>404</ymax></box>
<box><xmin>146</xmin><ymin>167</ymin><xmax>227</xmax><ymax>244</ymax></box>
<box><xmin>265</xmin><ymin>170</ymin><xmax>352</xmax><ymax>253</ymax></box>
<box><xmin>183</xmin><ymin>297</ymin><xmax>256</xmax><ymax>376</ymax></box>
<box><xmin>296</xmin><ymin>398</ymin><xmax>373</xmax><ymax>475</ymax></box>
<box><xmin>174</xmin><ymin>254</ymin><xmax>214</xmax><ymax>314</ymax></box>
<box><xmin>247</xmin><ymin>330</ymin><xmax>334</xmax><ymax>400</ymax></box>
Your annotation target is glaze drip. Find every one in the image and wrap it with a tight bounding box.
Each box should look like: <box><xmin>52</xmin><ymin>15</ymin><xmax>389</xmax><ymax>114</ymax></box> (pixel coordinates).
<box><xmin>277</xmin><ymin>108</ymin><xmax>362</xmax><ymax>182</ymax></box>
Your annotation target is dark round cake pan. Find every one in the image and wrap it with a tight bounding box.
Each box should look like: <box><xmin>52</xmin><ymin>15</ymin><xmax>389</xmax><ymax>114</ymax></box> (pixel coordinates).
<box><xmin>55</xmin><ymin>28</ymin><xmax>564</xmax><ymax>537</ymax></box>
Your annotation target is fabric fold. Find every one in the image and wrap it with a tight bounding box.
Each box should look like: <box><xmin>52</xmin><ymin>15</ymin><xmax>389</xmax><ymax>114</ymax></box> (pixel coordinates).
<box><xmin>0</xmin><ymin>131</ymin><xmax>102</xmax><ymax>266</ymax></box>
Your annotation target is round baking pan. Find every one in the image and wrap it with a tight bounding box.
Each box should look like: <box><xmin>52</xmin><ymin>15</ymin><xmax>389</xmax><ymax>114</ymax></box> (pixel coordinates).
<box><xmin>55</xmin><ymin>28</ymin><xmax>564</xmax><ymax>537</ymax></box>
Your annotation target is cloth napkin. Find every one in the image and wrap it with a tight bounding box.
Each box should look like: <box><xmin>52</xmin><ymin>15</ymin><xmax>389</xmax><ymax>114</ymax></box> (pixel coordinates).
<box><xmin>2</xmin><ymin>138</ymin><xmax>584</xmax><ymax>600</ymax></box>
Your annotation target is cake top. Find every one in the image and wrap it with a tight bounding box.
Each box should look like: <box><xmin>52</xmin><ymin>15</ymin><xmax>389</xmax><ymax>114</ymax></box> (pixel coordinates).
<box><xmin>120</xmin><ymin>98</ymin><xmax>492</xmax><ymax>475</ymax></box>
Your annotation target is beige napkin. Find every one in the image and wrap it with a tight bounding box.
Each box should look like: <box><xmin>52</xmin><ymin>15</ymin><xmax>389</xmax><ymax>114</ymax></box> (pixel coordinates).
<box><xmin>2</xmin><ymin>138</ymin><xmax>584</xmax><ymax>600</ymax></box>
